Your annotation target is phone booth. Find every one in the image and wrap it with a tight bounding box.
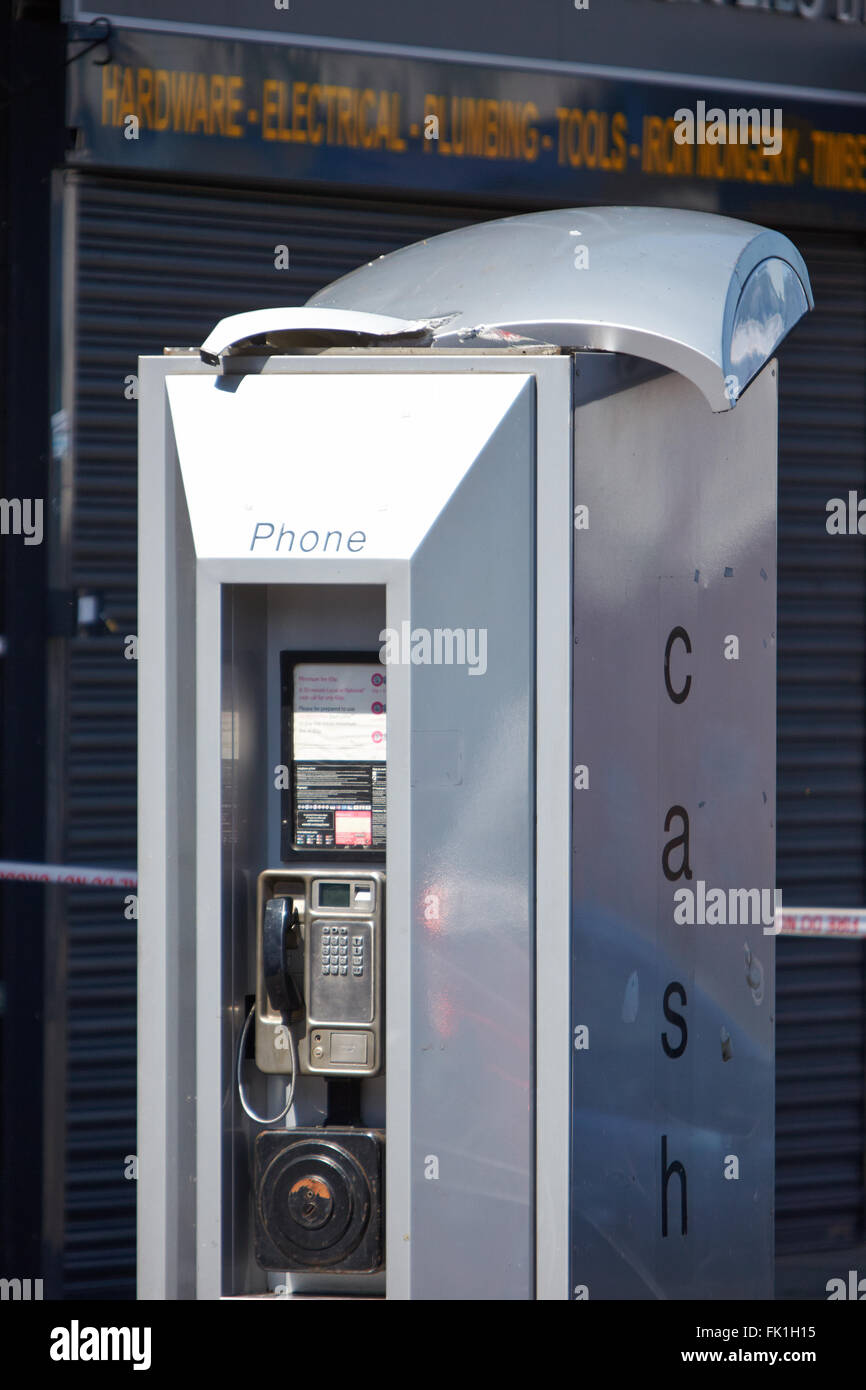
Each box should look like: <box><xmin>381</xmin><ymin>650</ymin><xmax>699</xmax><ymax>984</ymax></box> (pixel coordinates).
<box><xmin>138</xmin><ymin>206</ymin><xmax>812</xmax><ymax>1300</ymax></box>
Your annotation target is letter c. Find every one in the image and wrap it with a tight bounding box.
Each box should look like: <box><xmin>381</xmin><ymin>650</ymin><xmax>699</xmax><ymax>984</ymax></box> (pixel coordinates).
<box><xmin>664</xmin><ymin>626</ymin><xmax>692</xmax><ymax>704</ymax></box>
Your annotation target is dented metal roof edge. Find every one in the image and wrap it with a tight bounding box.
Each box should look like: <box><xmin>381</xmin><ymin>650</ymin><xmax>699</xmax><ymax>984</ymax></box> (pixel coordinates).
<box><xmin>198</xmin><ymin>209</ymin><xmax>813</xmax><ymax>410</ymax></box>
<box><xmin>199</xmin><ymin>306</ymin><xmax>447</xmax><ymax>364</ymax></box>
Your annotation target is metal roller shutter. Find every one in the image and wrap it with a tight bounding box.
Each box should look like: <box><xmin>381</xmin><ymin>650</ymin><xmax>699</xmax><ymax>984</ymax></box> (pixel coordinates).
<box><xmin>775</xmin><ymin>231</ymin><xmax>866</xmax><ymax>1259</ymax></box>
<box><xmin>55</xmin><ymin>173</ymin><xmax>507</xmax><ymax>1297</ymax></box>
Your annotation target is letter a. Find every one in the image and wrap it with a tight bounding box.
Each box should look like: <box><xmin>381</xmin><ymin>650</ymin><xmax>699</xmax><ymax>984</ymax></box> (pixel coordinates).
<box><xmin>673</xmin><ymin>108</ymin><xmax>694</xmax><ymax>146</ymax></box>
<box><xmin>826</xmin><ymin>498</ymin><xmax>846</xmax><ymax>535</ymax></box>
<box><xmin>662</xmin><ymin>805</ymin><xmax>692</xmax><ymax>881</ymax></box>
<box><xmin>378</xmin><ymin>628</ymin><xmax>399</xmax><ymax>665</ymax></box>
<box><xmin>50</xmin><ymin>1329</ymin><xmax>71</xmax><ymax>1361</ymax></box>
<box><xmin>673</xmin><ymin>888</ymin><xmax>694</xmax><ymax>925</ymax></box>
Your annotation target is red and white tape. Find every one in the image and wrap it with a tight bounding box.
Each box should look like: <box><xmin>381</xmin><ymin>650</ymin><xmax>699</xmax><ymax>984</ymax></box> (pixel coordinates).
<box><xmin>0</xmin><ymin>860</ymin><xmax>137</xmax><ymax>888</ymax></box>
<box><xmin>778</xmin><ymin>908</ymin><xmax>866</xmax><ymax>938</ymax></box>
<box><xmin>0</xmin><ymin>865</ymin><xmax>862</xmax><ymax>936</ymax></box>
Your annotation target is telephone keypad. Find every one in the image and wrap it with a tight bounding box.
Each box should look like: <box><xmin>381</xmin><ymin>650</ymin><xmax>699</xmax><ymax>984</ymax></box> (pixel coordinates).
<box><xmin>310</xmin><ymin>918</ymin><xmax>374</xmax><ymax>1025</ymax></box>
<box><xmin>322</xmin><ymin>925</ymin><xmax>353</xmax><ymax>976</ymax></box>
<box><xmin>322</xmin><ymin>932</ymin><xmax>361</xmax><ymax>976</ymax></box>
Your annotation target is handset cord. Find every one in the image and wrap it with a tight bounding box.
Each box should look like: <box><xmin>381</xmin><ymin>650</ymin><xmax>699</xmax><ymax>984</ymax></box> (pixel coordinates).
<box><xmin>236</xmin><ymin>1002</ymin><xmax>297</xmax><ymax>1125</ymax></box>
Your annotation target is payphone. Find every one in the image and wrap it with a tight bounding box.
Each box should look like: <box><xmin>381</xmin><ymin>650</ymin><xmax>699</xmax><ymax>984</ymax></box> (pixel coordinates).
<box><xmin>233</xmin><ymin>655</ymin><xmax>387</xmax><ymax>1274</ymax></box>
<box><xmin>139</xmin><ymin>205</ymin><xmax>814</xmax><ymax>1300</ymax></box>
<box><xmin>241</xmin><ymin>867</ymin><xmax>386</xmax><ymax>1274</ymax></box>
<box><xmin>249</xmin><ymin>866</ymin><xmax>385</xmax><ymax>1086</ymax></box>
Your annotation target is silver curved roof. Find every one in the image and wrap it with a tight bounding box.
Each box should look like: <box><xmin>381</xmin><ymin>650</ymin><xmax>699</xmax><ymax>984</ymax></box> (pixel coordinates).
<box><xmin>306</xmin><ymin>206</ymin><xmax>813</xmax><ymax>412</ymax></box>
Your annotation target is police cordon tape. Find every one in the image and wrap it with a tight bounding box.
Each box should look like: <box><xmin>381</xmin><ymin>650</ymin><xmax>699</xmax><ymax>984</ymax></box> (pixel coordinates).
<box><xmin>0</xmin><ymin>863</ymin><xmax>863</xmax><ymax>935</ymax></box>
<box><xmin>779</xmin><ymin>908</ymin><xmax>866</xmax><ymax>937</ymax></box>
<box><xmin>0</xmin><ymin>860</ymin><xmax>137</xmax><ymax>888</ymax></box>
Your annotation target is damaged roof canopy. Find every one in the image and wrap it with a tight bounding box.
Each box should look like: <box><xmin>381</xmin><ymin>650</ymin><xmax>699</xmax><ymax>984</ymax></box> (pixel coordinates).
<box><xmin>200</xmin><ymin>206</ymin><xmax>813</xmax><ymax>412</ymax></box>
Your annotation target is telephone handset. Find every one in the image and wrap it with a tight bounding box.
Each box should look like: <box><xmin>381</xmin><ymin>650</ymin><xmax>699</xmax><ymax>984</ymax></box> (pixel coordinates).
<box><xmin>242</xmin><ymin>867</ymin><xmax>384</xmax><ymax>1122</ymax></box>
<box><xmin>235</xmin><ymin>893</ymin><xmax>306</xmax><ymax>1128</ymax></box>
<box><xmin>262</xmin><ymin>896</ymin><xmax>303</xmax><ymax>1020</ymax></box>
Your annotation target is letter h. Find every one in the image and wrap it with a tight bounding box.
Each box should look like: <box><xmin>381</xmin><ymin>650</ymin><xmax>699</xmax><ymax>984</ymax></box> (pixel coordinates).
<box><xmin>661</xmin><ymin>1134</ymin><xmax>687</xmax><ymax>1237</ymax></box>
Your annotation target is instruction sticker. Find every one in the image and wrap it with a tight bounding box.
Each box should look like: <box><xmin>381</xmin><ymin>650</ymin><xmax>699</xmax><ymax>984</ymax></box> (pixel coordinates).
<box><xmin>293</xmin><ymin>663</ymin><xmax>387</xmax><ymax>760</ymax></box>
<box><xmin>288</xmin><ymin>663</ymin><xmax>386</xmax><ymax>852</ymax></box>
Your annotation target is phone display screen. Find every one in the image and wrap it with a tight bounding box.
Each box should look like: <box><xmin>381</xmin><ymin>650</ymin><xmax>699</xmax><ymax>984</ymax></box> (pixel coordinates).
<box><xmin>318</xmin><ymin>881</ymin><xmax>352</xmax><ymax>907</ymax></box>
